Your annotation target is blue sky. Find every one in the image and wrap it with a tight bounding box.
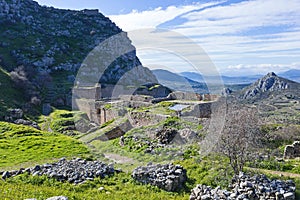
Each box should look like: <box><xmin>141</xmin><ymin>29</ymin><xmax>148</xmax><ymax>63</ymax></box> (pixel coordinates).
<box><xmin>35</xmin><ymin>0</ymin><xmax>300</xmax><ymax>76</ymax></box>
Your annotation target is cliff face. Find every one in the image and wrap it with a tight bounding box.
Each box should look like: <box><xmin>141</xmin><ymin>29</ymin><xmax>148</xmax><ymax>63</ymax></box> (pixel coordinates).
<box><xmin>0</xmin><ymin>0</ymin><xmax>157</xmax><ymax>106</ymax></box>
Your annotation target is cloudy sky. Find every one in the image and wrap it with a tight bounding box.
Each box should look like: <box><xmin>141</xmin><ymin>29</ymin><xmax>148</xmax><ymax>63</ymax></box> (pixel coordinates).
<box><xmin>35</xmin><ymin>0</ymin><xmax>300</xmax><ymax>76</ymax></box>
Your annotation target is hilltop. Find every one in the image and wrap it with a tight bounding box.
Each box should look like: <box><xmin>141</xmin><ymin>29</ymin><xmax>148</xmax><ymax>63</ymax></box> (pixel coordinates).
<box><xmin>0</xmin><ymin>0</ymin><xmax>156</xmax><ymax>111</ymax></box>
<box><xmin>238</xmin><ymin>72</ymin><xmax>300</xmax><ymax>100</ymax></box>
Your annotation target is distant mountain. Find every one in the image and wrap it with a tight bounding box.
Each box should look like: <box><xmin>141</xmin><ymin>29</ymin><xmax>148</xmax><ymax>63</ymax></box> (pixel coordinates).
<box><xmin>180</xmin><ymin>72</ymin><xmax>260</xmax><ymax>85</ymax></box>
<box><xmin>238</xmin><ymin>72</ymin><xmax>300</xmax><ymax>100</ymax></box>
<box><xmin>180</xmin><ymin>72</ymin><xmax>204</xmax><ymax>82</ymax></box>
<box><xmin>279</xmin><ymin>69</ymin><xmax>300</xmax><ymax>82</ymax></box>
<box><xmin>152</xmin><ymin>69</ymin><xmax>209</xmax><ymax>94</ymax></box>
<box><xmin>181</xmin><ymin>69</ymin><xmax>300</xmax><ymax>85</ymax></box>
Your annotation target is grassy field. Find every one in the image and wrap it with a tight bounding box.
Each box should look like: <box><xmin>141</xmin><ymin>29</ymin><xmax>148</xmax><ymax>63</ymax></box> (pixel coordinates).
<box><xmin>0</xmin><ymin>153</ymin><xmax>232</xmax><ymax>200</ymax></box>
<box><xmin>0</xmin><ymin>107</ymin><xmax>300</xmax><ymax>199</ymax></box>
<box><xmin>0</xmin><ymin>172</ymin><xmax>188</xmax><ymax>200</ymax></box>
<box><xmin>0</xmin><ymin>122</ymin><xmax>90</xmax><ymax>169</ymax></box>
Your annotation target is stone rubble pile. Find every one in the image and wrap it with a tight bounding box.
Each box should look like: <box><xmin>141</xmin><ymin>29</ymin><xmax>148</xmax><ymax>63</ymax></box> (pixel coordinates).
<box><xmin>190</xmin><ymin>172</ymin><xmax>296</xmax><ymax>200</ymax></box>
<box><xmin>284</xmin><ymin>141</ymin><xmax>300</xmax><ymax>159</ymax></box>
<box><xmin>132</xmin><ymin>163</ymin><xmax>187</xmax><ymax>192</ymax></box>
<box><xmin>1</xmin><ymin>158</ymin><xmax>116</xmax><ymax>184</ymax></box>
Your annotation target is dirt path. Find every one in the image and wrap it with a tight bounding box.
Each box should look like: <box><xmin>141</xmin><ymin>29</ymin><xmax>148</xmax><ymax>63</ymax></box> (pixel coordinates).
<box><xmin>247</xmin><ymin>167</ymin><xmax>300</xmax><ymax>178</ymax></box>
<box><xmin>104</xmin><ymin>153</ymin><xmax>135</xmax><ymax>164</ymax></box>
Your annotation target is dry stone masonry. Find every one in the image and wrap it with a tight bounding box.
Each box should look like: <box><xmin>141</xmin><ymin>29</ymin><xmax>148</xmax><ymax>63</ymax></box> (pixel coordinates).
<box><xmin>1</xmin><ymin>158</ymin><xmax>116</xmax><ymax>184</ymax></box>
<box><xmin>190</xmin><ymin>172</ymin><xmax>296</xmax><ymax>200</ymax></box>
<box><xmin>284</xmin><ymin>141</ymin><xmax>300</xmax><ymax>159</ymax></box>
<box><xmin>132</xmin><ymin>163</ymin><xmax>187</xmax><ymax>192</ymax></box>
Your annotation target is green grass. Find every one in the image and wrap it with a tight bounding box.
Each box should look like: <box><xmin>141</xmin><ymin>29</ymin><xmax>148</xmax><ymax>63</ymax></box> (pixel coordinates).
<box><xmin>249</xmin><ymin>158</ymin><xmax>300</xmax><ymax>174</ymax></box>
<box><xmin>175</xmin><ymin>155</ymin><xmax>233</xmax><ymax>189</ymax></box>
<box><xmin>48</xmin><ymin>110</ymin><xmax>90</xmax><ymax>135</ymax></box>
<box><xmin>0</xmin><ymin>172</ymin><xmax>188</xmax><ymax>200</ymax></box>
<box><xmin>0</xmin><ymin>122</ymin><xmax>90</xmax><ymax>169</ymax></box>
<box><xmin>0</xmin><ymin>67</ymin><xmax>24</xmax><ymax>119</ymax></box>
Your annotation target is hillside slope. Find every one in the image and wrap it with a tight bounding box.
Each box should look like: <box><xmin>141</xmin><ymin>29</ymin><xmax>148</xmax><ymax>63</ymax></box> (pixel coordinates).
<box><xmin>239</xmin><ymin>72</ymin><xmax>300</xmax><ymax>100</ymax></box>
<box><xmin>0</xmin><ymin>66</ymin><xmax>24</xmax><ymax>119</ymax></box>
<box><xmin>0</xmin><ymin>0</ymin><xmax>157</xmax><ymax>107</ymax></box>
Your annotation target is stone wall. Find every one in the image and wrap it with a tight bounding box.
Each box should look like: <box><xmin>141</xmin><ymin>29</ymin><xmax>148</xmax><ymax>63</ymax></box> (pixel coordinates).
<box><xmin>169</xmin><ymin>91</ymin><xmax>202</xmax><ymax>101</ymax></box>
<box><xmin>90</xmin><ymin>119</ymin><xmax>133</xmax><ymax>141</ymax></box>
<box><xmin>181</xmin><ymin>102</ymin><xmax>212</xmax><ymax>118</ymax></box>
<box><xmin>72</xmin><ymin>85</ymin><xmax>101</xmax><ymax>100</ymax></box>
<box><xmin>119</xmin><ymin>95</ymin><xmax>153</xmax><ymax>102</ymax></box>
<box><xmin>284</xmin><ymin>141</ymin><xmax>300</xmax><ymax>159</ymax></box>
<box><xmin>129</xmin><ymin>112</ymin><xmax>168</xmax><ymax>127</ymax></box>
<box><xmin>73</xmin><ymin>99</ymin><xmax>98</xmax><ymax>123</ymax></box>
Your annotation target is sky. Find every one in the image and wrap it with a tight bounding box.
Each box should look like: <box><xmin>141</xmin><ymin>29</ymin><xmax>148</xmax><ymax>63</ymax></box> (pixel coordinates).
<box><xmin>35</xmin><ymin>0</ymin><xmax>300</xmax><ymax>76</ymax></box>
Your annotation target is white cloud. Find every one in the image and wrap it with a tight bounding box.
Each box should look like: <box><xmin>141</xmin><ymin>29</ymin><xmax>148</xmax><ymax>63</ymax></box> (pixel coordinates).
<box><xmin>109</xmin><ymin>0</ymin><xmax>300</xmax><ymax>75</ymax></box>
<box><xmin>222</xmin><ymin>63</ymin><xmax>300</xmax><ymax>76</ymax></box>
<box><xmin>108</xmin><ymin>2</ymin><xmax>223</xmax><ymax>31</ymax></box>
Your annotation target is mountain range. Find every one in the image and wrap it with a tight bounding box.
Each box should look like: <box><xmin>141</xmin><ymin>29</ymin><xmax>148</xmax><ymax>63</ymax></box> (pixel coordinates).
<box><xmin>152</xmin><ymin>69</ymin><xmax>300</xmax><ymax>94</ymax></box>
<box><xmin>180</xmin><ymin>69</ymin><xmax>300</xmax><ymax>84</ymax></box>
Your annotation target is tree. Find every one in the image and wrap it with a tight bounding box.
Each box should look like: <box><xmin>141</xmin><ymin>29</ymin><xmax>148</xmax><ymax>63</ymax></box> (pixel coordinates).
<box><xmin>216</xmin><ymin>105</ymin><xmax>261</xmax><ymax>175</ymax></box>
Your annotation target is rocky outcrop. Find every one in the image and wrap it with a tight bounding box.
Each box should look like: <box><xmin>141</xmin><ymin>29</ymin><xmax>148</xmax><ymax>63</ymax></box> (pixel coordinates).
<box><xmin>284</xmin><ymin>141</ymin><xmax>300</xmax><ymax>159</ymax></box>
<box><xmin>0</xmin><ymin>0</ymin><xmax>158</xmax><ymax>106</ymax></box>
<box><xmin>240</xmin><ymin>72</ymin><xmax>298</xmax><ymax>99</ymax></box>
<box><xmin>155</xmin><ymin>128</ymin><xmax>178</xmax><ymax>144</ymax></box>
<box><xmin>13</xmin><ymin>118</ymin><xmax>40</xmax><ymax>129</ymax></box>
<box><xmin>1</xmin><ymin>158</ymin><xmax>116</xmax><ymax>184</ymax></box>
<box><xmin>181</xmin><ymin>102</ymin><xmax>212</xmax><ymax>118</ymax></box>
<box><xmin>222</xmin><ymin>88</ymin><xmax>233</xmax><ymax>96</ymax></box>
<box><xmin>133</xmin><ymin>83</ymin><xmax>172</xmax><ymax>98</ymax></box>
<box><xmin>5</xmin><ymin>108</ymin><xmax>23</xmax><ymax>121</ymax></box>
<box><xmin>132</xmin><ymin>163</ymin><xmax>187</xmax><ymax>192</ymax></box>
<box><xmin>190</xmin><ymin>172</ymin><xmax>296</xmax><ymax>200</ymax></box>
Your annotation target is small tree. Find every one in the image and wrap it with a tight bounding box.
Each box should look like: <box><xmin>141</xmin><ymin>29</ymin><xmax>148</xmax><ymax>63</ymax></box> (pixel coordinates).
<box><xmin>216</xmin><ymin>105</ymin><xmax>261</xmax><ymax>175</ymax></box>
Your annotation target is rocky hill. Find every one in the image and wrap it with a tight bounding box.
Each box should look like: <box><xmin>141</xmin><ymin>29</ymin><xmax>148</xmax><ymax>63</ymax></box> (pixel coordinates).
<box><xmin>239</xmin><ymin>72</ymin><xmax>300</xmax><ymax>100</ymax></box>
<box><xmin>0</xmin><ymin>0</ymin><xmax>156</xmax><ymax>108</ymax></box>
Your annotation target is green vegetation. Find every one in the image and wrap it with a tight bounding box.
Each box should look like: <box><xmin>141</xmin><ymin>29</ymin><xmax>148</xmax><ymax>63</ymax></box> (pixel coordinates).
<box><xmin>99</xmin><ymin>119</ymin><xmax>115</xmax><ymax>129</ymax></box>
<box><xmin>134</xmin><ymin>102</ymin><xmax>176</xmax><ymax>115</ymax></box>
<box><xmin>248</xmin><ymin>158</ymin><xmax>300</xmax><ymax>174</ymax></box>
<box><xmin>0</xmin><ymin>67</ymin><xmax>24</xmax><ymax>119</ymax></box>
<box><xmin>48</xmin><ymin>110</ymin><xmax>90</xmax><ymax>136</ymax></box>
<box><xmin>149</xmin><ymin>84</ymin><xmax>161</xmax><ymax>91</ymax></box>
<box><xmin>0</xmin><ymin>153</ymin><xmax>235</xmax><ymax>200</ymax></box>
<box><xmin>0</xmin><ymin>172</ymin><xmax>188</xmax><ymax>200</ymax></box>
<box><xmin>104</xmin><ymin>104</ymin><xmax>112</xmax><ymax>109</ymax></box>
<box><xmin>158</xmin><ymin>101</ymin><xmax>176</xmax><ymax>107</ymax></box>
<box><xmin>0</xmin><ymin>122</ymin><xmax>90</xmax><ymax>169</ymax></box>
<box><xmin>176</xmin><ymin>156</ymin><xmax>233</xmax><ymax>189</ymax></box>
